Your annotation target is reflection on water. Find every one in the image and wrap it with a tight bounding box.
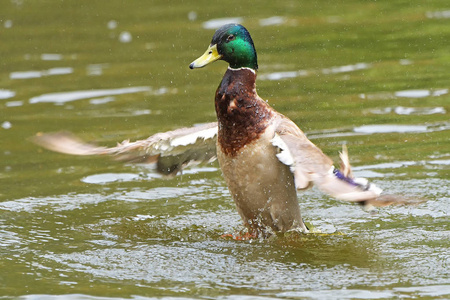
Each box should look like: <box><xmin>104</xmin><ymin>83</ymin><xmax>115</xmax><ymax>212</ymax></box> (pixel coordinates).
<box><xmin>0</xmin><ymin>89</ymin><xmax>16</xmax><ymax>99</ymax></box>
<box><xmin>10</xmin><ymin>67</ymin><xmax>74</xmax><ymax>80</ymax></box>
<box><xmin>395</xmin><ymin>89</ymin><xmax>448</xmax><ymax>98</ymax></box>
<box><xmin>369</xmin><ymin>106</ymin><xmax>446</xmax><ymax>115</ymax></box>
<box><xmin>259</xmin><ymin>16</ymin><xmax>286</xmax><ymax>26</ymax></box>
<box><xmin>307</xmin><ymin>121</ymin><xmax>450</xmax><ymax>139</ymax></box>
<box><xmin>359</xmin><ymin>88</ymin><xmax>448</xmax><ymax>100</ymax></box>
<box><xmin>29</xmin><ymin>86</ymin><xmax>152</xmax><ymax>104</ymax></box>
<box><xmin>259</xmin><ymin>62</ymin><xmax>370</xmax><ymax>80</ymax></box>
<box><xmin>202</xmin><ymin>17</ymin><xmax>244</xmax><ymax>29</ymax></box>
<box><xmin>354</xmin><ymin>124</ymin><xmax>428</xmax><ymax>134</ymax></box>
<box><xmin>426</xmin><ymin>10</ymin><xmax>450</xmax><ymax>19</ymax></box>
<box><xmin>1</xmin><ymin>121</ymin><xmax>12</xmax><ymax>129</ymax></box>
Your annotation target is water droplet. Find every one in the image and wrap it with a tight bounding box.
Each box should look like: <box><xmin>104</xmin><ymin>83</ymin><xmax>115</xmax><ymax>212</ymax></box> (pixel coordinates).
<box><xmin>107</xmin><ymin>20</ymin><xmax>117</xmax><ymax>30</ymax></box>
<box><xmin>4</xmin><ymin>20</ymin><xmax>13</xmax><ymax>29</ymax></box>
<box><xmin>188</xmin><ymin>11</ymin><xmax>197</xmax><ymax>21</ymax></box>
<box><xmin>2</xmin><ymin>121</ymin><xmax>12</xmax><ymax>129</ymax></box>
<box><xmin>119</xmin><ymin>31</ymin><xmax>132</xmax><ymax>43</ymax></box>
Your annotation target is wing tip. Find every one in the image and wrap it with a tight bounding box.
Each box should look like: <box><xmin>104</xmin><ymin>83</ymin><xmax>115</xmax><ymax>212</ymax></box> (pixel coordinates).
<box><xmin>31</xmin><ymin>131</ymin><xmax>105</xmax><ymax>156</ymax></box>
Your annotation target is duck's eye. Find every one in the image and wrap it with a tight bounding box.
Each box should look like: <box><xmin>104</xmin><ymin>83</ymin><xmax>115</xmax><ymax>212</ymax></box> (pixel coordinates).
<box><xmin>226</xmin><ymin>35</ymin><xmax>236</xmax><ymax>42</ymax></box>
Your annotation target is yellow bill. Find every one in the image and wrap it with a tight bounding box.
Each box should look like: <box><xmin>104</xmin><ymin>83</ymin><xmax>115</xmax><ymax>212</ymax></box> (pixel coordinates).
<box><xmin>189</xmin><ymin>44</ymin><xmax>221</xmax><ymax>69</ymax></box>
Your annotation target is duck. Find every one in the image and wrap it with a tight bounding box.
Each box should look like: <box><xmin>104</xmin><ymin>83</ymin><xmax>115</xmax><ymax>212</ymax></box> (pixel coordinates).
<box><xmin>33</xmin><ymin>24</ymin><xmax>418</xmax><ymax>237</ymax></box>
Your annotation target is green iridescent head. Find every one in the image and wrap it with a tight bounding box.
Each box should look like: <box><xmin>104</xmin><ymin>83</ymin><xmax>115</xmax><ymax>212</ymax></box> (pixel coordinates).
<box><xmin>189</xmin><ymin>24</ymin><xmax>258</xmax><ymax>70</ymax></box>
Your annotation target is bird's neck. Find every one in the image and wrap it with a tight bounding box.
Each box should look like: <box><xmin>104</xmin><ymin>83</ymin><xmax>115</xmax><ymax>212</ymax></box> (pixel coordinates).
<box><xmin>215</xmin><ymin>67</ymin><xmax>273</xmax><ymax>156</ymax></box>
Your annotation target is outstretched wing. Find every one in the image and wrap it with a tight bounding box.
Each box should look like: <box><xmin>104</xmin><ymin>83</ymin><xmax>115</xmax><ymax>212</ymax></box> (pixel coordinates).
<box><xmin>32</xmin><ymin>122</ymin><xmax>218</xmax><ymax>175</ymax></box>
<box><xmin>272</xmin><ymin>115</ymin><xmax>422</xmax><ymax>209</ymax></box>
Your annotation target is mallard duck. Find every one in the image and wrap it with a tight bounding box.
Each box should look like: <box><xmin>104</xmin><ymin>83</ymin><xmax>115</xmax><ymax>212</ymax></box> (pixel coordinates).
<box><xmin>33</xmin><ymin>24</ymin><xmax>418</xmax><ymax>236</ymax></box>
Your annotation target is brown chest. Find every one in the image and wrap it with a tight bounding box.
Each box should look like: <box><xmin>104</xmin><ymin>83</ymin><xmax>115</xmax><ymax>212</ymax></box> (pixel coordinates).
<box><xmin>214</xmin><ymin>68</ymin><xmax>275</xmax><ymax>156</ymax></box>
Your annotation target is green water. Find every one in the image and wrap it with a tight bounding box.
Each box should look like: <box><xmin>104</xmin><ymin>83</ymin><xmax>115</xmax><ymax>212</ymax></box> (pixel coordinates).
<box><xmin>0</xmin><ymin>1</ymin><xmax>449</xmax><ymax>299</ymax></box>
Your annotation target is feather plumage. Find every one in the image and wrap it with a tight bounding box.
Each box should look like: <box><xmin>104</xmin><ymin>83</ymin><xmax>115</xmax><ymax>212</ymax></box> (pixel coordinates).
<box><xmin>33</xmin><ymin>122</ymin><xmax>218</xmax><ymax>175</ymax></box>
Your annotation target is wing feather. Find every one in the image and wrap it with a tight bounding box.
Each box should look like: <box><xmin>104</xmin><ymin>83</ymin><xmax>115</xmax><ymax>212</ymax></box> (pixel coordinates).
<box><xmin>272</xmin><ymin>115</ymin><xmax>422</xmax><ymax>209</ymax></box>
<box><xmin>32</xmin><ymin>122</ymin><xmax>218</xmax><ymax>175</ymax></box>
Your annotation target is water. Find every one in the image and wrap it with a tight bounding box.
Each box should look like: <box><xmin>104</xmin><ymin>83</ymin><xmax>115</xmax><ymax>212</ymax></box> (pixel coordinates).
<box><xmin>1</xmin><ymin>1</ymin><xmax>449</xmax><ymax>299</ymax></box>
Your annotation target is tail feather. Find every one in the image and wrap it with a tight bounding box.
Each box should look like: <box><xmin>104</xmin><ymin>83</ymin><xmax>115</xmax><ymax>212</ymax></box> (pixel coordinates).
<box><xmin>339</xmin><ymin>144</ymin><xmax>352</xmax><ymax>177</ymax></box>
